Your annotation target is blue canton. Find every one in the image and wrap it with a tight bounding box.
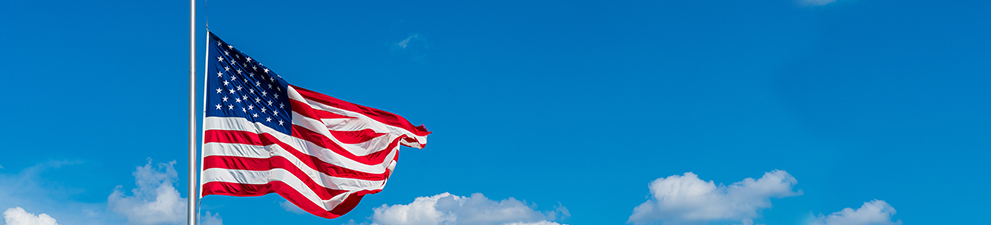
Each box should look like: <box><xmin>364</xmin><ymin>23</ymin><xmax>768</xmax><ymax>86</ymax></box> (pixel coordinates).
<box><xmin>205</xmin><ymin>32</ymin><xmax>293</xmax><ymax>134</ymax></box>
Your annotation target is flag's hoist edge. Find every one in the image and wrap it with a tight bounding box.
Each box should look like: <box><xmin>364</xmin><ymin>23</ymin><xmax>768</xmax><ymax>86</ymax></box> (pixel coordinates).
<box><xmin>200</xmin><ymin>32</ymin><xmax>430</xmax><ymax>219</ymax></box>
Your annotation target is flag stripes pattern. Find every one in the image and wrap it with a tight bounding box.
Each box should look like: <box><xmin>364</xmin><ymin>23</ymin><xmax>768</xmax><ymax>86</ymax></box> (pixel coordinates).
<box><xmin>200</xmin><ymin>32</ymin><xmax>429</xmax><ymax>219</ymax></box>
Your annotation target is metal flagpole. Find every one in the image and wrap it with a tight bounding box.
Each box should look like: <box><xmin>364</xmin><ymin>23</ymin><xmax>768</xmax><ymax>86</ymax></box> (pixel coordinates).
<box><xmin>188</xmin><ymin>0</ymin><xmax>198</xmax><ymax>224</ymax></box>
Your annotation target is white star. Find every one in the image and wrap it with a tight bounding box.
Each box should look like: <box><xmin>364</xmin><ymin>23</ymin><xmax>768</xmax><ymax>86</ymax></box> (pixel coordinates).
<box><xmin>236</xmin><ymin>85</ymin><xmax>243</xmax><ymax>91</ymax></box>
<box><xmin>261</xmin><ymin>91</ymin><xmax>267</xmax><ymax>96</ymax></box>
<box><xmin>255</xmin><ymin>81</ymin><xmax>261</xmax><ymax>86</ymax></box>
<box><xmin>236</xmin><ymin>54</ymin><xmax>240</xmax><ymax>59</ymax></box>
<box><xmin>249</xmin><ymin>89</ymin><xmax>255</xmax><ymax>94</ymax></box>
<box><xmin>249</xmin><ymin>72</ymin><xmax>255</xmax><ymax>77</ymax></box>
<box><xmin>215</xmin><ymin>88</ymin><xmax>221</xmax><ymax>94</ymax></box>
<box><xmin>242</xmin><ymin>107</ymin><xmax>246</xmax><ymax>113</ymax></box>
<box><xmin>279</xmin><ymin>103</ymin><xmax>284</xmax><ymax>109</ymax></box>
<box><xmin>224</xmin><ymin>66</ymin><xmax>230</xmax><ymax>71</ymax></box>
<box><xmin>253</xmin><ymin>66</ymin><xmax>258</xmax><ymax>70</ymax></box>
<box><xmin>261</xmin><ymin>108</ymin><xmax>267</xmax><ymax>113</ymax></box>
<box><xmin>267</xmin><ymin>84</ymin><xmax>272</xmax><ymax>89</ymax></box>
<box><xmin>253</xmin><ymin>113</ymin><xmax>259</xmax><ymax>118</ymax></box>
<box><xmin>255</xmin><ymin>97</ymin><xmax>261</xmax><ymax>103</ymax></box>
<box><xmin>228</xmin><ymin>105</ymin><xmax>234</xmax><ymax>110</ymax></box>
<box><xmin>235</xmin><ymin>98</ymin><xmax>242</xmax><ymax>103</ymax></box>
<box><xmin>217</xmin><ymin>71</ymin><xmax>223</xmax><ymax>77</ymax></box>
<box><xmin>279</xmin><ymin>120</ymin><xmax>284</xmax><ymax>125</ymax></box>
<box><xmin>273</xmin><ymin>111</ymin><xmax>278</xmax><ymax>116</ymax></box>
<box><xmin>263</xmin><ymin>68</ymin><xmax>270</xmax><ymax>73</ymax></box>
<box><xmin>266</xmin><ymin>117</ymin><xmax>272</xmax><ymax>122</ymax></box>
<box><xmin>243</xmin><ymin>95</ymin><xmax>249</xmax><ymax>100</ymax></box>
<box><xmin>274</xmin><ymin>93</ymin><xmax>279</xmax><ymax>98</ymax></box>
<box><xmin>229</xmin><ymin>89</ymin><xmax>235</xmax><ymax>94</ymax></box>
<box><xmin>227</xmin><ymin>44</ymin><xmax>233</xmax><ymax>49</ymax></box>
<box><xmin>215</xmin><ymin>104</ymin><xmax>222</xmax><ymax>110</ymax></box>
<box><xmin>277</xmin><ymin>87</ymin><xmax>281</xmax><ymax>91</ymax></box>
<box><xmin>217</xmin><ymin>57</ymin><xmax>223</xmax><ymax>62</ymax></box>
<box><xmin>224</xmin><ymin>51</ymin><xmax>229</xmax><ymax>55</ymax></box>
<box><xmin>267</xmin><ymin>100</ymin><xmax>273</xmax><ymax>106</ymax></box>
<box><xmin>269</xmin><ymin>77</ymin><xmax>275</xmax><ymax>82</ymax></box>
<box><xmin>222</xmin><ymin>96</ymin><xmax>228</xmax><ymax>102</ymax></box>
<box><xmin>236</xmin><ymin>69</ymin><xmax>242</xmax><ymax>74</ymax></box>
<box><xmin>216</xmin><ymin>41</ymin><xmax>221</xmax><ymax>46</ymax></box>
<box><xmin>246</xmin><ymin>57</ymin><xmax>252</xmax><ymax>62</ymax></box>
<box><xmin>223</xmin><ymin>80</ymin><xmax>229</xmax><ymax>86</ymax></box>
<box><xmin>248</xmin><ymin>105</ymin><xmax>254</xmax><ymax>110</ymax></box>
<box><xmin>244</xmin><ymin>78</ymin><xmax>249</xmax><ymax>83</ymax></box>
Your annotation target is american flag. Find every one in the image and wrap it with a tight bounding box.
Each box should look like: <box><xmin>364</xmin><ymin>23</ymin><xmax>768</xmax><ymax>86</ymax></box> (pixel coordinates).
<box><xmin>199</xmin><ymin>32</ymin><xmax>430</xmax><ymax>219</ymax></box>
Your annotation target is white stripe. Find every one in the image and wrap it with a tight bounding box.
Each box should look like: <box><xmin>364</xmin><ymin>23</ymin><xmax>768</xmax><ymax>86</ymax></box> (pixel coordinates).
<box><xmin>319</xmin><ymin>117</ymin><xmax>424</xmax><ymax>149</ymax></box>
<box><xmin>287</xmin><ymin>86</ymin><xmax>427</xmax><ymax>147</ymax></box>
<box><xmin>204</xmin><ymin>117</ymin><xmax>396</xmax><ymax>172</ymax></box>
<box><xmin>203</xmin><ymin>142</ymin><xmax>392</xmax><ymax>190</ymax></box>
<box><xmin>292</xmin><ymin>111</ymin><xmax>399</xmax><ymax>156</ymax></box>
<box><xmin>202</xmin><ymin>168</ymin><xmax>361</xmax><ymax>211</ymax></box>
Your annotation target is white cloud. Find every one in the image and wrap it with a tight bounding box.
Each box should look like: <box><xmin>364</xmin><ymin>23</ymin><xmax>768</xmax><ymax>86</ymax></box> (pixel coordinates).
<box><xmin>0</xmin><ymin>159</ymin><xmax>219</xmax><ymax>225</ymax></box>
<box><xmin>799</xmin><ymin>0</ymin><xmax>836</xmax><ymax>7</ymax></box>
<box><xmin>106</xmin><ymin>160</ymin><xmax>187</xmax><ymax>225</ymax></box>
<box><xmin>280</xmin><ymin>200</ymin><xmax>307</xmax><ymax>215</ymax></box>
<box><xmin>396</xmin><ymin>34</ymin><xmax>420</xmax><ymax>49</ymax></box>
<box><xmin>0</xmin><ymin>161</ymin><xmax>114</xmax><ymax>225</ymax></box>
<box><xmin>502</xmin><ymin>222</ymin><xmax>563</xmax><ymax>225</ymax></box>
<box><xmin>200</xmin><ymin>211</ymin><xmax>224</xmax><ymax>225</ymax></box>
<box><xmin>342</xmin><ymin>219</ymin><xmax>370</xmax><ymax>225</ymax></box>
<box><xmin>628</xmin><ymin>170</ymin><xmax>801</xmax><ymax>225</ymax></box>
<box><xmin>391</xmin><ymin>33</ymin><xmax>429</xmax><ymax>62</ymax></box>
<box><xmin>370</xmin><ymin>193</ymin><xmax>566</xmax><ymax>225</ymax></box>
<box><xmin>3</xmin><ymin>207</ymin><xmax>59</xmax><ymax>225</ymax></box>
<box><xmin>810</xmin><ymin>200</ymin><xmax>901</xmax><ymax>225</ymax></box>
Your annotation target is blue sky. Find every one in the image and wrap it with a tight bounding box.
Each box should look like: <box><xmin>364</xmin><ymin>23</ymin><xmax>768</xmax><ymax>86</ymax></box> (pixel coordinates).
<box><xmin>0</xmin><ymin>0</ymin><xmax>988</xmax><ymax>224</ymax></box>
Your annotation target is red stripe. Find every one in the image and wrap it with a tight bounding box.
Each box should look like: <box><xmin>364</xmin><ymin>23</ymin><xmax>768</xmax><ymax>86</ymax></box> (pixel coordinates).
<box><xmin>289</xmin><ymin>99</ymin><xmax>404</xmax><ymax>145</ymax></box>
<box><xmin>329</xmin><ymin>129</ymin><xmax>387</xmax><ymax>144</ymax></box>
<box><xmin>313</xmin><ymin>108</ymin><xmax>354</xmax><ymax>119</ymax></box>
<box><xmin>202</xmin><ymin>154</ymin><xmax>386</xmax><ymax>181</ymax></box>
<box><xmin>292</xmin><ymin>85</ymin><xmax>431</xmax><ymax>136</ymax></box>
<box><xmin>289</xmin><ymin>101</ymin><xmax>387</xmax><ymax>144</ymax></box>
<box><xmin>291</xmin><ymin>123</ymin><xmax>405</xmax><ymax>165</ymax></box>
<box><xmin>202</xmin><ymin>181</ymin><xmax>374</xmax><ymax>219</ymax></box>
<box><xmin>204</xmin><ymin>130</ymin><xmax>392</xmax><ymax>177</ymax></box>
<box><xmin>203</xmin><ymin>156</ymin><xmax>352</xmax><ymax>200</ymax></box>
<box><xmin>291</xmin><ymin>98</ymin><xmax>423</xmax><ymax>149</ymax></box>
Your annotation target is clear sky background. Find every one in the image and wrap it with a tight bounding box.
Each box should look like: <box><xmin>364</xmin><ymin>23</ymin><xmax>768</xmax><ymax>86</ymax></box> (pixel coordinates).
<box><xmin>0</xmin><ymin>0</ymin><xmax>988</xmax><ymax>225</ymax></box>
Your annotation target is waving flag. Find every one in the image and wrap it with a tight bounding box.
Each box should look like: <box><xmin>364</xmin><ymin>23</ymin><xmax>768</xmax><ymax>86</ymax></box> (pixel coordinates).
<box><xmin>200</xmin><ymin>32</ymin><xmax>430</xmax><ymax>219</ymax></box>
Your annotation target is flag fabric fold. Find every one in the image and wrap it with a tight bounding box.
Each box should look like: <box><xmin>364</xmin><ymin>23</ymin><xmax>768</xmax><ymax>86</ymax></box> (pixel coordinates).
<box><xmin>200</xmin><ymin>32</ymin><xmax>429</xmax><ymax>219</ymax></box>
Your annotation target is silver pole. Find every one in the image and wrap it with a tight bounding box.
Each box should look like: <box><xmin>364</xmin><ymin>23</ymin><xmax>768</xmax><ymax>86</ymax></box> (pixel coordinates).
<box><xmin>188</xmin><ymin>0</ymin><xmax>197</xmax><ymax>224</ymax></box>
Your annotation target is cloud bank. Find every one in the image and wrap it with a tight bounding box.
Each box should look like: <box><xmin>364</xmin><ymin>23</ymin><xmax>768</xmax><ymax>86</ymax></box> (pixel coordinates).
<box><xmin>106</xmin><ymin>159</ymin><xmax>222</xmax><ymax>225</ymax></box>
<box><xmin>107</xmin><ymin>160</ymin><xmax>186</xmax><ymax>225</ymax></box>
<box><xmin>370</xmin><ymin>193</ymin><xmax>567</xmax><ymax>225</ymax></box>
<box><xmin>200</xmin><ymin>211</ymin><xmax>224</xmax><ymax>225</ymax></box>
<box><xmin>0</xmin><ymin>159</ymin><xmax>219</xmax><ymax>225</ymax></box>
<box><xmin>629</xmin><ymin>170</ymin><xmax>801</xmax><ymax>225</ymax></box>
<box><xmin>3</xmin><ymin>207</ymin><xmax>60</xmax><ymax>225</ymax></box>
<box><xmin>810</xmin><ymin>200</ymin><xmax>901</xmax><ymax>225</ymax></box>
<box><xmin>0</xmin><ymin>160</ymin><xmax>115</xmax><ymax>224</ymax></box>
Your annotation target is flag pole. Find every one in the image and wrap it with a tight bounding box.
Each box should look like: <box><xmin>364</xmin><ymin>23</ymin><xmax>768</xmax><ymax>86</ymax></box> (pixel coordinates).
<box><xmin>188</xmin><ymin>0</ymin><xmax>198</xmax><ymax>224</ymax></box>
